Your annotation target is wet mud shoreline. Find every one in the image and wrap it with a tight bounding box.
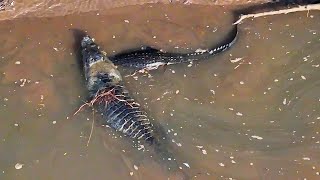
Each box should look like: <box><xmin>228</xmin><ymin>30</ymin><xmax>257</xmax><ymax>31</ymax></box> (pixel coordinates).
<box><xmin>4</xmin><ymin>0</ymin><xmax>318</xmax><ymax>21</ymax></box>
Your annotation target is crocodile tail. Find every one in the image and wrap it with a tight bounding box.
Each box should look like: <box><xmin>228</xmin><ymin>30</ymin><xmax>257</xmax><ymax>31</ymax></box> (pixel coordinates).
<box><xmin>179</xmin><ymin>25</ymin><xmax>238</xmax><ymax>61</ymax></box>
<box><xmin>108</xmin><ymin>25</ymin><xmax>238</xmax><ymax>69</ymax></box>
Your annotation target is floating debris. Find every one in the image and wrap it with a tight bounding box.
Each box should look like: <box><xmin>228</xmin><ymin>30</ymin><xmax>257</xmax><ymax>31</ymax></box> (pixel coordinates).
<box><xmin>19</xmin><ymin>79</ymin><xmax>27</xmax><ymax>87</ymax></box>
<box><xmin>183</xmin><ymin>163</ymin><xmax>190</xmax><ymax>168</ymax></box>
<box><xmin>202</xmin><ymin>149</ymin><xmax>207</xmax><ymax>155</ymax></box>
<box><xmin>230</xmin><ymin>57</ymin><xmax>243</xmax><ymax>63</ymax></box>
<box><xmin>196</xmin><ymin>145</ymin><xmax>207</xmax><ymax>154</ymax></box>
<box><xmin>15</xmin><ymin>163</ymin><xmax>24</xmax><ymax>170</ymax></box>
<box><xmin>219</xmin><ymin>163</ymin><xmax>225</xmax><ymax>167</ymax></box>
<box><xmin>236</xmin><ymin>112</ymin><xmax>243</xmax><ymax>116</ymax></box>
<box><xmin>251</xmin><ymin>135</ymin><xmax>263</xmax><ymax>140</ymax></box>
<box><xmin>283</xmin><ymin>98</ymin><xmax>287</xmax><ymax>105</ymax></box>
<box><xmin>302</xmin><ymin>157</ymin><xmax>311</xmax><ymax>161</ymax></box>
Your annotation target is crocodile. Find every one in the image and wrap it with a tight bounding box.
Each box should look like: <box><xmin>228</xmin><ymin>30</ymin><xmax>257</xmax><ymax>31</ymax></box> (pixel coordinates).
<box><xmin>80</xmin><ymin>35</ymin><xmax>188</xmax><ymax>178</ymax></box>
<box><xmin>81</xmin><ymin>35</ymin><xmax>156</xmax><ymax>144</ymax></box>
<box><xmin>108</xmin><ymin>25</ymin><xmax>238</xmax><ymax>70</ymax></box>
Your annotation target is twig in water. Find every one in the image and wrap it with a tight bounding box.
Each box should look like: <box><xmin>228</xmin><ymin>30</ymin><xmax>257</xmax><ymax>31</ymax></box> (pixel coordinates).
<box><xmin>74</xmin><ymin>87</ymin><xmax>134</xmax><ymax>115</ymax></box>
<box><xmin>234</xmin><ymin>4</ymin><xmax>320</xmax><ymax>25</ymax></box>
<box><xmin>74</xmin><ymin>87</ymin><xmax>135</xmax><ymax>146</ymax></box>
<box><xmin>86</xmin><ymin>109</ymin><xmax>95</xmax><ymax>147</ymax></box>
<box><xmin>74</xmin><ymin>102</ymin><xmax>91</xmax><ymax>115</ymax></box>
<box><xmin>73</xmin><ymin>88</ymin><xmax>115</xmax><ymax>116</ymax></box>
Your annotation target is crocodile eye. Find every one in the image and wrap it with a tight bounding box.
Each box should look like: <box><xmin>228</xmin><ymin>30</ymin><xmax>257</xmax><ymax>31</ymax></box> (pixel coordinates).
<box><xmin>101</xmin><ymin>78</ymin><xmax>109</xmax><ymax>83</ymax></box>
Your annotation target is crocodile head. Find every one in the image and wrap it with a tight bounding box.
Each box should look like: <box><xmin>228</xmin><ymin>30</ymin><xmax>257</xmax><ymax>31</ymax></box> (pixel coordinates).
<box><xmin>80</xmin><ymin>35</ymin><xmax>103</xmax><ymax>68</ymax></box>
<box><xmin>80</xmin><ymin>35</ymin><xmax>123</xmax><ymax>94</ymax></box>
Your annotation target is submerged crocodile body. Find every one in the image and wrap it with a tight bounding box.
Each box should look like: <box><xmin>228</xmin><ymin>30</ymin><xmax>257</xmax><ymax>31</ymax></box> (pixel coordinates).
<box><xmin>79</xmin><ymin>26</ymin><xmax>237</xmax><ymax>178</ymax></box>
<box><xmin>109</xmin><ymin>26</ymin><xmax>238</xmax><ymax>70</ymax></box>
<box><xmin>81</xmin><ymin>36</ymin><xmax>156</xmax><ymax>144</ymax></box>
<box><xmin>80</xmin><ymin>35</ymin><xmax>188</xmax><ymax>178</ymax></box>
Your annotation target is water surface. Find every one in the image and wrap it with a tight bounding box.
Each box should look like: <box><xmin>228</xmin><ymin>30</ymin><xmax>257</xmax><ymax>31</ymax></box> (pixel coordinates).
<box><xmin>0</xmin><ymin>4</ymin><xmax>319</xmax><ymax>180</ymax></box>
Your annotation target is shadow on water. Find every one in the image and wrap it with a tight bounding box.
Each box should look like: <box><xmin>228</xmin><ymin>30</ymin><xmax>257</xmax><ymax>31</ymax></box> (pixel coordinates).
<box><xmin>69</xmin><ymin>28</ymin><xmax>88</xmax><ymax>77</ymax></box>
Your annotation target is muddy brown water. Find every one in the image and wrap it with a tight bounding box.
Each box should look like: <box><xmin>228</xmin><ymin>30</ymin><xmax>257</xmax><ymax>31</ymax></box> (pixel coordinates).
<box><xmin>0</xmin><ymin>4</ymin><xmax>319</xmax><ymax>180</ymax></box>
